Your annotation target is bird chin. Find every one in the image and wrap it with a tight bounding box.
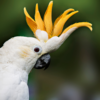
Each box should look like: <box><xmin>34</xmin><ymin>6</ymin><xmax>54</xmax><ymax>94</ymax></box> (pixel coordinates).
<box><xmin>34</xmin><ymin>53</ymin><xmax>51</xmax><ymax>70</ymax></box>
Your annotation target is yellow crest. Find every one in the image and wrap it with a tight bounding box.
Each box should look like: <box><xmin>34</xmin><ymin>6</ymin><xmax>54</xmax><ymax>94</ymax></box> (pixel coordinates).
<box><xmin>24</xmin><ymin>1</ymin><xmax>92</xmax><ymax>39</ymax></box>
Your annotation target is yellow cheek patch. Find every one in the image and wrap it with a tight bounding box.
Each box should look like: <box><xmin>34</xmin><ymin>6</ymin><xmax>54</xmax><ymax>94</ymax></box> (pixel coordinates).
<box><xmin>24</xmin><ymin>1</ymin><xmax>92</xmax><ymax>40</ymax></box>
<box><xmin>19</xmin><ymin>46</ymin><xmax>31</xmax><ymax>58</ymax></box>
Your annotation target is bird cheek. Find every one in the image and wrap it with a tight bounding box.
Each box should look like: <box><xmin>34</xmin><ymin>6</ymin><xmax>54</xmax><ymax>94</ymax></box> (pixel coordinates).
<box><xmin>19</xmin><ymin>46</ymin><xmax>32</xmax><ymax>58</ymax></box>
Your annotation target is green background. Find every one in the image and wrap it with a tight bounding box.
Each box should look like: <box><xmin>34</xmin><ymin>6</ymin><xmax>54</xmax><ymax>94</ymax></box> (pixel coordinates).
<box><xmin>0</xmin><ymin>0</ymin><xmax>100</xmax><ymax>100</ymax></box>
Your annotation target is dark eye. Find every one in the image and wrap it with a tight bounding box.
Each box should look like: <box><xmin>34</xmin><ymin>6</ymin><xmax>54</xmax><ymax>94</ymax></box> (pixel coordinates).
<box><xmin>34</xmin><ymin>47</ymin><xmax>39</xmax><ymax>52</ymax></box>
<box><xmin>33</xmin><ymin>46</ymin><xmax>42</xmax><ymax>54</ymax></box>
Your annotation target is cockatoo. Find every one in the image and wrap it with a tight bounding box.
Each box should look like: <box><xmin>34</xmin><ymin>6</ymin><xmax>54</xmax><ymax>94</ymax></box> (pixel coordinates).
<box><xmin>0</xmin><ymin>1</ymin><xmax>92</xmax><ymax>100</ymax></box>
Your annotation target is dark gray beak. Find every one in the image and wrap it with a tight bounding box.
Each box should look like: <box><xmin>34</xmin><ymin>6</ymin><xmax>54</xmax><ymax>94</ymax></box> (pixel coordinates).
<box><xmin>34</xmin><ymin>53</ymin><xmax>51</xmax><ymax>70</ymax></box>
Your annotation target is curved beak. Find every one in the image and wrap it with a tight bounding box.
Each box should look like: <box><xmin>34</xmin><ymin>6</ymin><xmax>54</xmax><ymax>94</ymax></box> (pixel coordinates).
<box><xmin>34</xmin><ymin>53</ymin><xmax>51</xmax><ymax>70</ymax></box>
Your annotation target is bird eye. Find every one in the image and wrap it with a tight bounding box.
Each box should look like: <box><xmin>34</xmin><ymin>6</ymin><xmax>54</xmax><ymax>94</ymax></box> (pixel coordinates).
<box><xmin>34</xmin><ymin>48</ymin><xmax>39</xmax><ymax>52</ymax></box>
<box><xmin>33</xmin><ymin>46</ymin><xmax>42</xmax><ymax>54</ymax></box>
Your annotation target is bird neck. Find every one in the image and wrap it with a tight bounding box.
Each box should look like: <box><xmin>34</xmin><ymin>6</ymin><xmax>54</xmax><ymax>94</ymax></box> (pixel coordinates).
<box><xmin>0</xmin><ymin>63</ymin><xmax>29</xmax><ymax>83</ymax></box>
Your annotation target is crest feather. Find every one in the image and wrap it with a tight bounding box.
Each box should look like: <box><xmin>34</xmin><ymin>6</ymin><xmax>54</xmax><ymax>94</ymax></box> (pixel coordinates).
<box><xmin>62</xmin><ymin>22</ymin><xmax>92</xmax><ymax>34</ymax></box>
<box><xmin>54</xmin><ymin>9</ymin><xmax>74</xmax><ymax>27</ymax></box>
<box><xmin>52</xmin><ymin>11</ymin><xmax>78</xmax><ymax>36</ymax></box>
<box><xmin>24</xmin><ymin>7</ymin><xmax>37</xmax><ymax>34</ymax></box>
<box><xmin>35</xmin><ymin>4</ymin><xmax>45</xmax><ymax>31</ymax></box>
<box><xmin>44</xmin><ymin>1</ymin><xmax>53</xmax><ymax>36</ymax></box>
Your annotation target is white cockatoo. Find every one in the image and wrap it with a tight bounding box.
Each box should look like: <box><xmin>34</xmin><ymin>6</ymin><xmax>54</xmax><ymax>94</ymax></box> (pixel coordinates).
<box><xmin>0</xmin><ymin>1</ymin><xmax>92</xmax><ymax>100</ymax></box>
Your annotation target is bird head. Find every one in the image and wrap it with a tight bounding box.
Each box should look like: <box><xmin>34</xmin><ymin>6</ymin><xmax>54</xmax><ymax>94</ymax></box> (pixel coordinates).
<box><xmin>1</xmin><ymin>1</ymin><xmax>92</xmax><ymax>74</ymax></box>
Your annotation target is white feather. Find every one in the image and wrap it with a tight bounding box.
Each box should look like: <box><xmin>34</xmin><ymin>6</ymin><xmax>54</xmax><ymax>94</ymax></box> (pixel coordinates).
<box><xmin>36</xmin><ymin>29</ymin><xmax>48</xmax><ymax>42</ymax></box>
<box><xmin>0</xmin><ymin>36</ymin><xmax>41</xmax><ymax>100</ymax></box>
<box><xmin>0</xmin><ymin>64</ymin><xmax>29</xmax><ymax>100</ymax></box>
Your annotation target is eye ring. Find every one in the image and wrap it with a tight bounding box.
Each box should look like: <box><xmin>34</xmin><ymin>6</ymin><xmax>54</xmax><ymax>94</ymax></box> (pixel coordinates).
<box><xmin>33</xmin><ymin>46</ymin><xmax>42</xmax><ymax>54</ymax></box>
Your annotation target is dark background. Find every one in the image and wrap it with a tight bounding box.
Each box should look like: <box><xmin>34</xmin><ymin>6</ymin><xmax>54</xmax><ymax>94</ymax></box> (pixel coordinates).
<box><xmin>0</xmin><ymin>0</ymin><xmax>100</xmax><ymax>100</ymax></box>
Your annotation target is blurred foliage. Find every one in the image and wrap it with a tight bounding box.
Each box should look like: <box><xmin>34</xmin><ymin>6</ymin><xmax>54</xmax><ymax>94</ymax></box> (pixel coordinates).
<box><xmin>0</xmin><ymin>0</ymin><xmax>100</xmax><ymax>100</ymax></box>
